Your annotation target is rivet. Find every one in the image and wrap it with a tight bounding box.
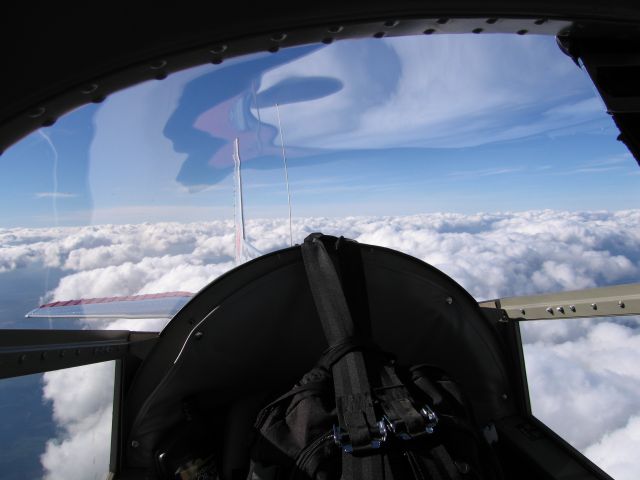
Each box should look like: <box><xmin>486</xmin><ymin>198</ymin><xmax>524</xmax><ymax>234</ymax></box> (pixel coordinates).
<box><xmin>321</xmin><ymin>37</ymin><xmax>334</xmax><ymax>44</ymax></box>
<box><xmin>486</xmin><ymin>18</ymin><xmax>498</xmax><ymax>24</ymax></box>
<box><xmin>445</xmin><ymin>296</ymin><xmax>453</xmax><ymax>305</ymax></box>
<box><xmin>19</xmin><ymin>354</ymin><xmax>27</xmax><ymax>363</ymax></box>
<box><xmin>194</xmin><ymin>331</ymin><xmax>204</xmax><ymax>340</ymax></box>
<box><xmin>154</xmin><ymin>72</ymin><xmax>167</xmax><ymax>81</ymax></box>
<box><xmin>41</xmin><ymin>118</ymin><xmax>56</xmax><ymax>127</ymax></box>
<box><xmin>501</xmin><ymin>393</ymin><xmax>508</xmax><ymax>400</ymax></box>
<box><xmin>556</xmin><ymin>306</ymin><xmax>565</xmax><ymax>314</ymax></box>
<box><xmin>81</xmin><ymin>84</ymin><xmax>98</xmax><ymax>95</ymax></box>
<box><xmin>472</xmin><ymin>28</ymin><xmax>483</xmax><ymax>34</ymax></box>
<box><xmin>41</xmin><ymin>352</ymin><xmax>47</xmax><ymax>360</ymax></box>
<box><xmin>271</xmin><ymin>32</ymin><xmax>287</xmax><ymax>42</ymax></box>
<box><xmin>520</xmin><ymin>308</ymin><xmax>526</xmax><ymax>315</ymax></box>
<box><xmin>149</xmin><ymin>60</ymin><xmax>167</xmax><ymax>70</ymax></box>
<box><xmin>517</xmin><ymin>29</ymin><xmax>528</xmax><ymax>35</ymax></box>
<box><xmin>569</xmin><ymin>305</ymin><xmax>576</xmax><ymax>312</ymax></box>
<box><xmin>436</xmin><ymin>18</ymin><xmax>449</xmax><ymax>24</ymax></box>
<box><xmin>210</xmin><ymin>44</ymin><xmax>228</xmax><ymax>54</ymax></box>
<box><xmin>28</xmin><ymin>107</ymin><xmax>46</xmax><ymax>118</ymax></box>
<box><xmin>546</xmin><ymin>307</ymin><xmax>554</xmax><ymax>314</ymax></box>
<box><xmin>327</xmin><ymin>25</ymin><xmax>343</xmax><ymax>34</ymax></box>
<box><xmin>373</xmin><ymin>32</ymin><xmax>386</xmax><ymax>38</ymax></box>
<box><xmin>591</xmin><ymin>303</ymin><xmax>598</xmax><ymax>310</ymax></box>
<box><xmin>268</xmin><ymin>45</ymin><xmax>280</xmax><ymax>53</ymax></box>
<box><xmin>534</xmin><ymin>18</ymin><xmax>547</xmax><ymax>25</ymax></box>
<box><xmin>619</xmin><ymin>300</ymin><xmax>626</xmax><ymax>308</ymax></box>
<box><xmin>423</xmin><ymin>28</ymin><xmax>435</xmax><ymax>35</ymax></box>
<box><xmin>75</xmin><ymin>349</ymin><xmax>81</xmax><ymax>356</ymax></box>
<box><xmin>383</xmin><ymin>20</ymin><xmax>399</xmax><ymax>28</ymax></box>
<box><xmin>131</xmin><ymin>440</ymin><xmax>140</xmax><ymax>448</ymax></box>
<box><xmin>211</xmin><ymin>57</ymin><xmax>223</xmax><ymax>65</ymax></box>
<box><xmin>59</xmin><ymin>350</ymin><xmax>65</xmax><ymax>358</ymax></box>
<box><xmin>91</xmin><ymin>95</ymin><xmax>106</xmax><ymax>104</ymax></box>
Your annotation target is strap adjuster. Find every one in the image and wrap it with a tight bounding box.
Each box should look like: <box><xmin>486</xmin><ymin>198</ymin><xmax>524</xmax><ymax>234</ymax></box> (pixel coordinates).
<box><xmin>332</xmin><ymin>421</ymin><xmax>388</xmax><ymax>454</ymax></box>
<box><xmin>383</xmin><ymin>405</ymin><xmax>439</xmax><ymax>440</ymax></box>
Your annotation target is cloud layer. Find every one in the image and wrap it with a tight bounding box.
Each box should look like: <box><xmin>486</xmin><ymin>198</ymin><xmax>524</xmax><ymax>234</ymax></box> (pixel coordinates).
<box><xmin>40</xmin><ymin>362</ymin><xmax>115</xmax><ymax>480</ymax></box>
<box><xmin>1</xmin><ymin>210</ymin><xmax>638</xmax><ymax>478</ymax></box>
<box><xmin>3</xmin><ymin>209</ymin><xmax>638</xmax><ymax>301</ymax></box>
<box><xmin>521</xmin><ymin>317</ymin><xmax>640</xmax><ymax>479</ymax></box>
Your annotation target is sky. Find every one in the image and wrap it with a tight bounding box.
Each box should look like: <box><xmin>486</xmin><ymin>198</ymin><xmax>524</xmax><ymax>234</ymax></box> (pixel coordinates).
<box><xmin>0</xmin><ymin>34</ymin><xmax>638</xmax><ymax>228</ymax></box>
<box><xmin>0</xmin><ymin>33</ymin><xmax>639</xmax><ymax>480</ymax></box>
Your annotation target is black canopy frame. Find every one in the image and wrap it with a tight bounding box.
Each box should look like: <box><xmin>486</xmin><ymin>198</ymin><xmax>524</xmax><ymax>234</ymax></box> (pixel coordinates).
<box><xmin>0</xmin><ymin>2</ymin><xmax>640</xmax><ymax>168</ymax></box>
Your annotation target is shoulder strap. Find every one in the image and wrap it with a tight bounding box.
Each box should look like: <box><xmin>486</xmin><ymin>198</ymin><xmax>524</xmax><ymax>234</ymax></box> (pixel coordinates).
<box><xmin>302</xmin><ymin>234</ymin><xmax>391</xmax><ymax>480</ymax></box>
<box><xmin>301</xmin><ymin>234</ymin><xmax>381</xmax><ymax>450</ymax></box>
<box><xmin>301</xmin><ymin>233</ymin><xmax>451</xmax><ymax>480</ymax></box>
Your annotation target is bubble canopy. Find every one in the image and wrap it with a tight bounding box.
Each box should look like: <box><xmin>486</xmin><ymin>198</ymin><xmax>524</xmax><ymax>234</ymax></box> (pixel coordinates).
<box><xmin>0</xmin><ymin>31</ymin><xmax>640</xmax><ymax>480</ymax></box>
<box><xmin>1</xmin><ymin>34</ymin><xmax>637</xmax><ymax>230</ymax></box>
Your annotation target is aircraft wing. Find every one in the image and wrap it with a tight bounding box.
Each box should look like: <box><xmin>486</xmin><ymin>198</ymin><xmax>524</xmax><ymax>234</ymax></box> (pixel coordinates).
<box><xmin>25</xmin><ymin>292</ymin><xmax>193</xmax><ymax>319</ymax></box>
<box><xmin>25</xmin><ymin>137</ymin><xmax>261</xmax><ymax>321</ymax></box>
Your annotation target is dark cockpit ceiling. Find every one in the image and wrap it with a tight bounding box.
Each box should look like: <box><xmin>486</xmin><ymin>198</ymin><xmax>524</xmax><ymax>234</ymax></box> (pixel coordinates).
<box><xmin>1</xmin><ymin>1</ymin><xmax>640</xmax><ymax>164</ymax></box>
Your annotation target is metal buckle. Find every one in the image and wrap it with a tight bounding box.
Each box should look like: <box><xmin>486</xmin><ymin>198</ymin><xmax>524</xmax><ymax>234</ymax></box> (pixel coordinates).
<box><xmin>382</xmin><ymin>415</ymin><xmax>412</xmax><ymax>440</ymax></box>
<box><xmin>420</xmin><ymin>405</ymin><xmax>438</xmax><ymax>434</ymax></box>
<box><xmin>332</xmin><ymin>421</ymin><xmax>388</xmax><ymax>454</ymax></box>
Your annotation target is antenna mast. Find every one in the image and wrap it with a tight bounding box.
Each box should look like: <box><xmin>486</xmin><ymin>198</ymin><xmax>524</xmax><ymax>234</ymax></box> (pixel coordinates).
<box><xmin>233</xmin><ymin>138</ymin><xmax>246</xmax><ymax>263</ymax></box>
<box><xmin>276</xmin><ymin>103</ymin><xmax>293</xmax><ymax>246</ymax></box>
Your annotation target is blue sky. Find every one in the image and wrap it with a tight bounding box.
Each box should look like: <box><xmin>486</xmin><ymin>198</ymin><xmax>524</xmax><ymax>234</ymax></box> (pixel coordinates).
<box><xmin>0</xmin><ymin>34</ymin><xmax>638</xmax><ymax>227</ymax></box>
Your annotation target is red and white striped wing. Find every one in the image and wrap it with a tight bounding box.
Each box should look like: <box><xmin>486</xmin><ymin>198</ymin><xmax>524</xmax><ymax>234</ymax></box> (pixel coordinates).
<box><xmin>25</xmin><ymin>291</ymin><xmax>194</xmax><ymax>319</ymax></box>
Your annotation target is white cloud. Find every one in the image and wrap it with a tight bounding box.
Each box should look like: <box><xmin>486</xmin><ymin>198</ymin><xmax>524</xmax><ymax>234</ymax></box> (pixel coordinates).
<box><xmin>2</xmin><ymin>210</ymin><xmax>638</xmax><ymax>302</ymax></box>
<box><xmin>35</xmin><ymin>192</ymin><xmax>78</xmax><ymax>199</ymax></box>
<box><xmin>521</xmin><ymin>319</ymin><xmax>640</xmax><ymax>480</ymax></box>
<box><xmin>522</xmin><ymin>321</ymin><xmax>640</xmax><ymax>448</ymax></box>
<box><xmin>40</xmin><ymin>362</ymin><xmax>115</xmax><ymax>480</ymax></box>
<box><xmin>584</xmin><ymin>415</ymin><xmax>640</xmax><ymax>480</ymax></box>
<box><xmin>1</xmin><ymin>210</ymin><xmax>639</xmax><ymax>479</ymax></box>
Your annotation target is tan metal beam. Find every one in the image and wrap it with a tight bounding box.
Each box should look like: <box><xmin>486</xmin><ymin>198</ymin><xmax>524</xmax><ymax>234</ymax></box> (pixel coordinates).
<box><xmin>479</xmin><ymin>283</ymin><xmax>640</xmax><ymax>320</ymax></box>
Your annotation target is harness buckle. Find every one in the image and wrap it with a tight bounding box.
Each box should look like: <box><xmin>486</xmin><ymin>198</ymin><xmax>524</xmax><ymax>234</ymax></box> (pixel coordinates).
<box><xmin>332</xmin><ymin>421</ymin><xmax>388</xmax><ymax>454</ymax></box>
<box><xmin>382</xmin><ymin>405</ymin><xmax>439</xmax><ymax>440</ymax></box>
<box><xmin>420</xmin><ymin>405</ymin><xmax>438</xmax><ymax>434</ymax></box>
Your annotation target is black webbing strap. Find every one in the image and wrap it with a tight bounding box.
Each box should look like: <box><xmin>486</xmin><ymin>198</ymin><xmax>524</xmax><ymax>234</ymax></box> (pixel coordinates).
<box><xmin>407</xmin><ymin>446</ymin><xmax>463</xmax><ymax>480</ymax></box>
<box><xmin>301</xmin><ymin>234</ymin><xmax>382</xmax><ymax>462</ymax></box>
<box><xmin>375</xmin><ymin>363</ymin><xmax>430</xmax><ymax>439</ymax></box>
<box><xmin>317</xmin><ymin>336</ymin><xmax>391</xmax><ymax>371</ymax></box>
<box><xmin>302</xmin><ymin>234</ymin><xmax>449</xmax><ymax>480</ymax></box>
<box><xmin>332</xmin><ymin>236</ymin><xmax>430</xmax><ymax>441</ymax></box>
<box><xmin>334</xmin><ymin>236</ymin><xmax>371</xmax><ymax>338</ymax></box>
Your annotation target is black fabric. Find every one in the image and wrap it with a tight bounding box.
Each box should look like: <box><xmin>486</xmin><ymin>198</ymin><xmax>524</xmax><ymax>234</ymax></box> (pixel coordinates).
<box><xmin>246</xmin><ymin>233</ymin><xmax>502</xmax><ymax>480</ymax></box>
<box><xmin>316</xmin><ymin>336</ymin><xmax>387</xmax><ymax>370</ymax></box>
<box><xmin>301</xmin><ymin>234</ymin><xmax>384</xmax><ymax>480</ymax></box>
